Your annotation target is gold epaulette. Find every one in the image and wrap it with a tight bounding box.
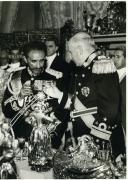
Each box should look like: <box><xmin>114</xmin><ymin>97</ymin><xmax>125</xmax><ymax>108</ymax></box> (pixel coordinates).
<box><xmin>92</xmin><ymin>58</ymin><xmax>116</xmax><ymax>74</ymax></box>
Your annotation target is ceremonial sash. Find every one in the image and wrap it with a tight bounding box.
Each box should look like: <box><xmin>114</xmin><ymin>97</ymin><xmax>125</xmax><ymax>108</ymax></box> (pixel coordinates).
<box><xmin>73</xmin><ymin>96</ymin><xmax>95</xmax><ymax>128</ymax></box>
<box><xmin>70</xmin><ymin>106</ymin><xmax>97</xmax><ymax>118</ymax></box>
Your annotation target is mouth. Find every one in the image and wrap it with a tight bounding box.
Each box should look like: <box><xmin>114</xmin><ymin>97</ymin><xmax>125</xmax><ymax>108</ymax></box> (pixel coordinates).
<box><xmin>32</xmin><ymin>69</ymin><xmax>43</xmax><ymax>75</ymax></box>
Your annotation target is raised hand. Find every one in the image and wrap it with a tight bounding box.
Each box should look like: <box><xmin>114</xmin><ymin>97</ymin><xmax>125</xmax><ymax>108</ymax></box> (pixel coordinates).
<box><xmin>43</xmin><ymin>83</ymin><xmax>63</xmax><ymax>101</ymax></box>
<box><xmin>19</xmin><ymin>81</ymin><xmax>33</xmax><ymax>99</ymax></box>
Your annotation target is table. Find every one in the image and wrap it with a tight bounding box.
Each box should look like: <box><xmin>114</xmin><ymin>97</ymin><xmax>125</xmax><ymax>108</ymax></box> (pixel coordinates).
<box><xmin>15</xmin><ymin>158</ymin><xmax>54</xmax><ymax>179</ymax></box>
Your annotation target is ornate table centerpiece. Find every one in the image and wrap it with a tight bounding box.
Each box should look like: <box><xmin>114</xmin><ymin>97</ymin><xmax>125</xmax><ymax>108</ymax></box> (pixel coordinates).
<box><xmin>53</xmin><ymin>135</ymin><xmax>126</xmax><ymax>179</ymax></box>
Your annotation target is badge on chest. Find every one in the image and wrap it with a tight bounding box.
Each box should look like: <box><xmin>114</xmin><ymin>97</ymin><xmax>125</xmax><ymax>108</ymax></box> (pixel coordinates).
<box><xmin>81</xmin><ymin>86</ymin><xmax>90</xmax><ymax>97</ymax></box>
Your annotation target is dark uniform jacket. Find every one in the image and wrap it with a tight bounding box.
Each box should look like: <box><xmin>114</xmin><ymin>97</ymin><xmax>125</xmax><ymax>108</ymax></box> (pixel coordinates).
<box><xmin>2</xmin><ymin>68</ymin><xmax>57</xmax><ymax>139</ymax></box>
<box><xmin>62</xmin><ymin>57</ymin><xmax>125</xmax><ymax>158</ymax></box>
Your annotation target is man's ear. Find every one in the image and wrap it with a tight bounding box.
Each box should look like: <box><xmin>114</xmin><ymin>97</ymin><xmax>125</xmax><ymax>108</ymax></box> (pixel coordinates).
<box><xmin>77</xmin><ymin>45</ymin><xmax>83</xmax><ymax>57</ymax></box>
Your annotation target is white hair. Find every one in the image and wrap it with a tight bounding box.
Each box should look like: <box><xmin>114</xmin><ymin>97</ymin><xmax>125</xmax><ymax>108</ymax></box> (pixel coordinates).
<box><xmin>69</xmin><ymin>32</ymin><xmax>96</xmax><ymax>52</ymax></box>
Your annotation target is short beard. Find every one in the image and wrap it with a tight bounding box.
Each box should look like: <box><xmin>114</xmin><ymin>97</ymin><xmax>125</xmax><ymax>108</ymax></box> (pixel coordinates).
<box><xmin>31</xmin><ymin>68</ymin><xmax>44</xmax><ymax>76</ymax></box>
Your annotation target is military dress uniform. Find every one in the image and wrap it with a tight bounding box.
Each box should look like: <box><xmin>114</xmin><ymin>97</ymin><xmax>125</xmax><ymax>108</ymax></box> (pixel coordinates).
<box><xmin>2</xmin><ymin>67</ymin><xmax>58</xmax><ymax>139</ymax></box>
<box><xmin>61</xmin><ymin>56</ymin><xmax>125</xmax><ymax>158</ymax></box>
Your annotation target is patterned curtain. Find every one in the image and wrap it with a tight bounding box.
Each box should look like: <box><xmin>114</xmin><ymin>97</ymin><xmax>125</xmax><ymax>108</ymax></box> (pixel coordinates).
<box><xmin>40</xmin><ymin>1</ymin><xmax>72</xmax><ymax>29</ymax></box>
<box><xmin>0</xmin><ymin>1</ymin><xmax>19</xmax><ymax>33</ymax></box>
<box><xmin>0</xmin><ymin>1</ymin><xmax>110</xmax><ymax>32</ymax></box>
<box><xmin>0</xmin><ymin>1</ymin><xmax>2</xmax><ymax>23</ymax></box>
<box><xmin>39</xmin><ymin>1</ymin><xmax>110</xmax><ymax>29</ymax></box>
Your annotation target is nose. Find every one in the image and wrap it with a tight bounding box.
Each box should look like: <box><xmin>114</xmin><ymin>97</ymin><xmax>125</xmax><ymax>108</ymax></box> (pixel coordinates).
<box><xmin>47</xmin><ymin>48</ymin><xmax>50</xmax><ymax>54</ymax></box>
<box><xmin>36</xmin><ymin>61</ymin><xmax>40</xmax><ymax>68</ymax></box>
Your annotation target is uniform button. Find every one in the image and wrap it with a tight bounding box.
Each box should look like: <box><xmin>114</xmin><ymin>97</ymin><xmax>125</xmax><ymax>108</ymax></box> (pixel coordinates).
<box><xmin>103</xmin><ymin>117</ymin><xmax>107</xmax><ymax>121</ymax></box>
<box><xmin>76</xmin><ymin>91</ymin><xmax>78</xmax><ymax>95</ymax></box>
<box><xmin>88</xmin><ymin>66</ymin><xmax>91</xmax><ymax>70</ymax></box>
<box><xmin>96</xmin><ymin>139</ymin><xmax>99</xmax><ymax>143</ymax></box>
<box><xmin>95</xmin><ymin>121</ymin><xmax>98</xmax><ymax>125</ymax></box>
<box><xmin>31</xmin><ymin>77</ymin><xmax>34</xmax><ymax>81</ymax></box>
<box><xmin>82</xmin><ymin>74</ymin><xmax>85</xmax><ymax>78</ymax></box>
<box><xmin>78</xmin><ymin>83</ymin><xmax>81</xmax><ymax>86</ymax></box>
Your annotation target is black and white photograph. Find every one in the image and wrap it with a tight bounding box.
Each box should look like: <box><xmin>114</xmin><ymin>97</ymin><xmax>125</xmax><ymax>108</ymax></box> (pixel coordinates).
<box><xmin>0</xmin><ymin>1</ymin><xmax>126</xmax><ymax>179</ymax></box>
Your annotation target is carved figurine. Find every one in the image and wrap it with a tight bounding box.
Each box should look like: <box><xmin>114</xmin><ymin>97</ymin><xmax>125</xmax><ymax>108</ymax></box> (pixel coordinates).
<box><xmin>27</xmin><ymin>94</ymin><xmax>59</xmax><ymax>172</ymax></box>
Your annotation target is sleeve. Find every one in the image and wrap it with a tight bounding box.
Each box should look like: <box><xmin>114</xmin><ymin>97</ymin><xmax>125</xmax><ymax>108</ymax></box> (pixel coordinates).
<box><xmin>58</xmin><ymin>69</ymin><xmax>76</xmax><ymax>110</ymax></box>
<box><xmin>90</xmin><ymin>72</ymin><xmax>121</xmax><ymax>140</ymax></box>
<box><xmin>53</xmin><ymin>63</ymin><xmax>72</xmax><ymax>122</ymax></box>
<box><xmin>96</xmin><ymin>72</ymin><xmax>120</xmax><ymax>123</ymax></box>
<box><xmin>2</xmin><ymin>76</ymin><xmax>24</xmax><ymax>119</ymax></box>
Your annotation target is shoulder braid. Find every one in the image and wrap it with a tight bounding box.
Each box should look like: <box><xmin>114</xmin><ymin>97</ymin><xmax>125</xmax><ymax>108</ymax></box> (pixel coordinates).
<box><xmin>92</xmin><ymin>56</ymin><xmax>116</xmax><ymax>74</ymax></box>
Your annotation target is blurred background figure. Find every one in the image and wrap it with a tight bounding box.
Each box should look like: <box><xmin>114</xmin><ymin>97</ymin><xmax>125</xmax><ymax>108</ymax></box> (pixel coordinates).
<box><xmin>8</xmin><ymin>45</ymin><xmax>25</xmax><ymax>72</ymax></box>
<box><xmin>113</xmin><ymin>46</ymin><xmax>126</xmax><ymax>133</ymax></box>
<box><xmin>45</xmin><ymin>35</ymin><xmax>59</xmax><ymax>62</ymax></box>
<box><xmin>0</xmin><ymin>48</ymin><xmax>9</xmax><ymax>70</ymax></box>
<box><xmin>0</xmin><ymin>49</ymin><xmax>10</xmax><ymax>113</ymax></box>
<box><xmin>113</xmin><ymin>46</ymin><xmax>126</xmax><ymax>78</ymax></box>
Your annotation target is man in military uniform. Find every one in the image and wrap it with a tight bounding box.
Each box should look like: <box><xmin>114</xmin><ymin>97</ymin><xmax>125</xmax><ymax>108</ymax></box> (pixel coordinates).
<box><xmin>2</xmin><ymin>41</ymin><xmax>59</xmax><ymax>140</ymax></box>
<box><xmin>43</xmin><ymin>32</ymin><xmax>125</xmax><ymax>159</ymax></box>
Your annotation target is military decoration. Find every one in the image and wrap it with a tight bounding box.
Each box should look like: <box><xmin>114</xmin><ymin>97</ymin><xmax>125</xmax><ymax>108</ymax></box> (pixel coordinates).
<box><xmin>81</xmin><ymin>87</ymin><xmax>90</xmax><ymax>97</ymax></box>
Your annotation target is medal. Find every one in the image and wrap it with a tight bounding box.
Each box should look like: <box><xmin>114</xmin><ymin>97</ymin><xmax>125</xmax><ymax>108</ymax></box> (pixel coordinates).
<box><xmin>81</xmin><ymin>87</ymin><xmax>90</xmax><ymax>97</ymax></box>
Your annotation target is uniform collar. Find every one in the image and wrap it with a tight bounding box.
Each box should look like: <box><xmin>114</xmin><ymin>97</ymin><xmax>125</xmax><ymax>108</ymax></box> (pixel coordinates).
<box><xmin>27</xmin><ymin>67</ymin><xmax>37</xmax><ymax>77</ymax></box>
<box><xmin>46</xmin><ymin>53</ymin><xmax>57</xmax><ymax>61</ymax></box>
<box><xmin>117</xmin><ymin>67</ymin><xmax>126</xmax><ymax>82</ymax></box>
<box><xmin>83</xmin><ymin>51</ymin><xmax>97</xmax><ymax>68</ymax></box>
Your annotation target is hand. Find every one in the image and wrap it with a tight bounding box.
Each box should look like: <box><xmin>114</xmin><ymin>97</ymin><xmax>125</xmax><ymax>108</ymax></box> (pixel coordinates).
<box><xmin>33</xmin><ymin>80</ymin><xmax>43</xmax><ymax>91</ymax></box>
<box><xmin>55</xmin><ymin>71</ymin><xmax>63</xmax><ymax>79</ymax></box>
<box><xmin>43</xmin><ymin>83</ymin><xmax>63</xmax><ymax>101</ymax></box>
<box><xmin>19</xmin><ymin>82</ymin><xmax>33</xmax><ymax>99</ymax></box>
<box><xmin>36</xmin><ymin>92</ymin><xmax>46</xmax><ymax>100</ymax></box>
